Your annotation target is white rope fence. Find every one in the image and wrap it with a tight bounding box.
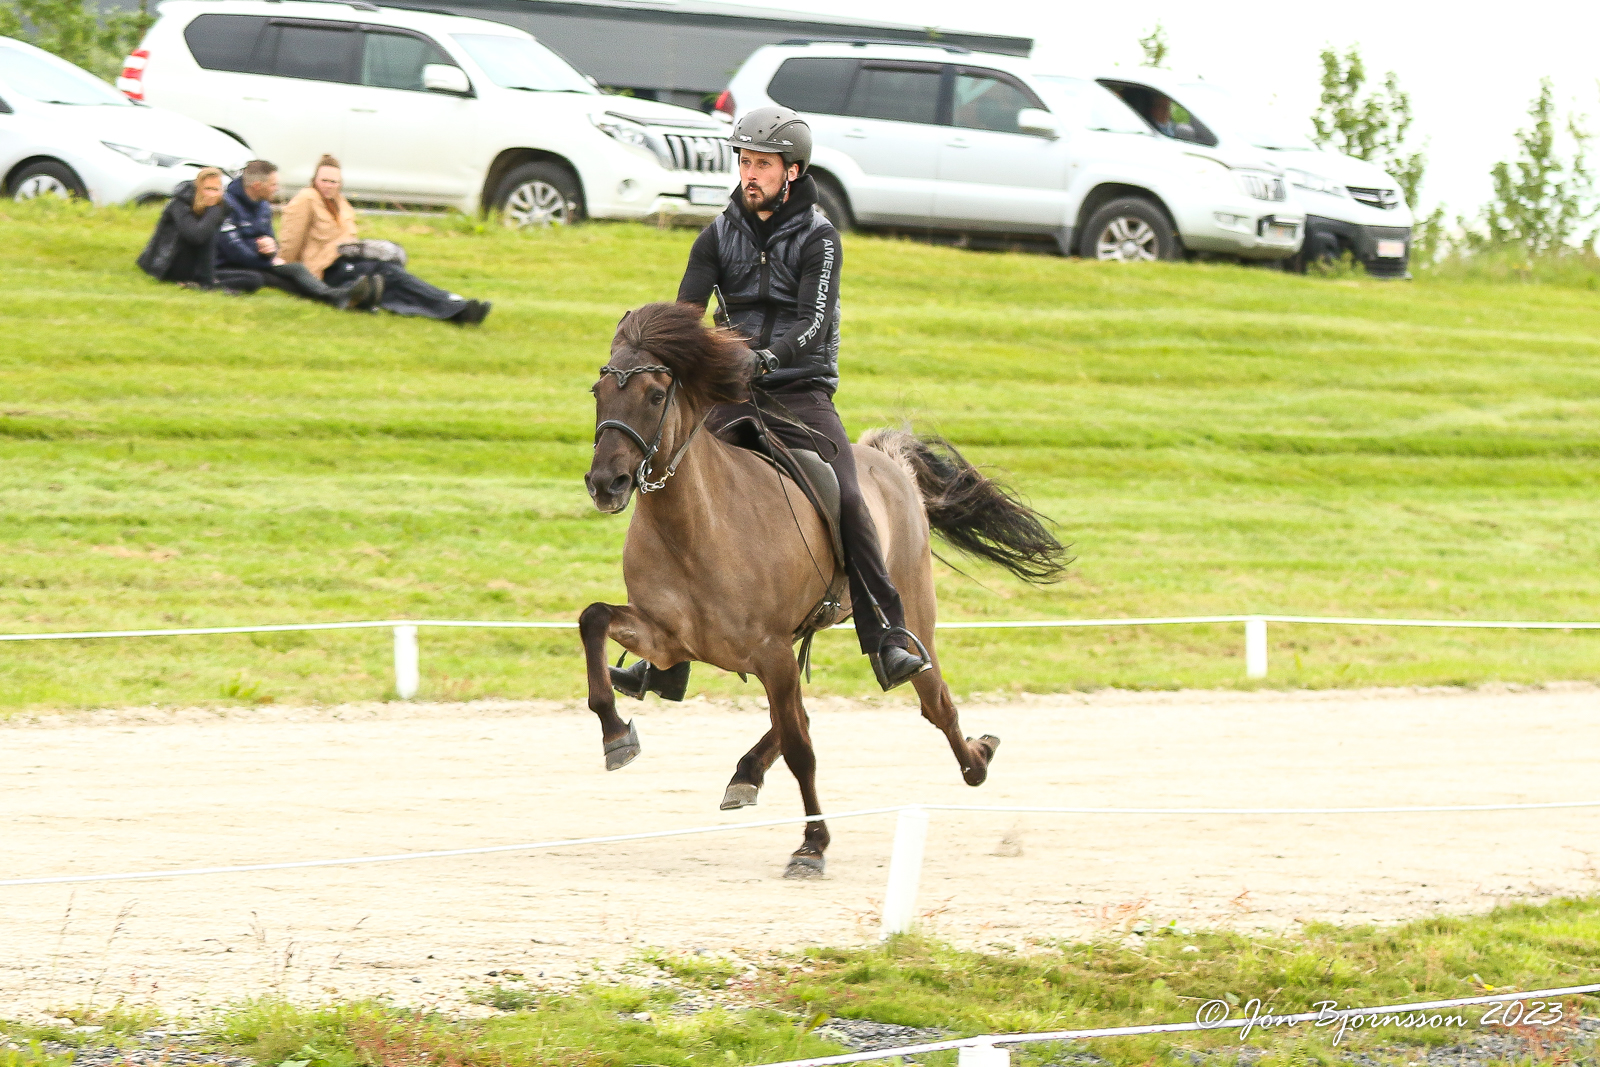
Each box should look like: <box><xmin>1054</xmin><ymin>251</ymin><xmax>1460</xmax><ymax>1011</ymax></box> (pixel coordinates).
<box><xmin>3</xmin><ymin>613</ymin><xmax>1599</xmax><ymax>694</ymax></box>
<box><xmin>750</xmin><ymin>984</ymin><xmax>1600</xmax><ymax>1067</ymax></box>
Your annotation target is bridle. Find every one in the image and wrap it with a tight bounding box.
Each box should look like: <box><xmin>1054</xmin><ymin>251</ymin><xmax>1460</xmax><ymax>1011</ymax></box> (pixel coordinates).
<box><xmin>592</xmin><ymin>363</ymin><xmax>705</xmax><ymax>494</ymax></box>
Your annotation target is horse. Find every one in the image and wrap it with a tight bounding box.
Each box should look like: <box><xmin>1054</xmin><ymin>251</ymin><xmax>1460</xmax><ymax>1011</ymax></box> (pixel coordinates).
<box><xmin>580</xmin><ymin>302</ymin><xmax>1067</xmax><ymax>878</ymax></box>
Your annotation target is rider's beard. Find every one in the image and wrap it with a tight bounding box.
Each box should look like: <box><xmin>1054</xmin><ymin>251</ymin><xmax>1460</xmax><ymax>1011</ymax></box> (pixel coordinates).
<box><xmin>743</xmin><ymin>180</ymin><xmax>781</xmax><ymax>214</ymax></box>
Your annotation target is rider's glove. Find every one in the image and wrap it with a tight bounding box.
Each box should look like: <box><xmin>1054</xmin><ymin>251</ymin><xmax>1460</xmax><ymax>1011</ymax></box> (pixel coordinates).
<box><xmin>752</xmin><ymin>348</ymin><xmax>780</xmax><ymax>376</ymax></box>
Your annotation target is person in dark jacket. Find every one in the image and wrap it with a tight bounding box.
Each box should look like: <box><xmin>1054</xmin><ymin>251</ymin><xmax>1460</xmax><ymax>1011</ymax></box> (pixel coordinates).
<box><xmin>217</xmin><ymin>159</ymin><xmax>373</xmax><ymax>310</ymax></box>
<box><xmin>664</xmin><ymin>106</ymin><xmax>928</xmax><ymax>694</ymax></box>
<box><xmin>136</xmin><ymin>168</ymin><xmax>258</xmax><ymax>292</ymax></box>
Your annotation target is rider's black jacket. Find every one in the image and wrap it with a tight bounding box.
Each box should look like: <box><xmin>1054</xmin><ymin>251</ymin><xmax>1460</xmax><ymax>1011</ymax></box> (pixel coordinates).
<box><xmin>677</xmin><ymin>173</ymin><xmax>842</xmax><ymax>394</ymax></box>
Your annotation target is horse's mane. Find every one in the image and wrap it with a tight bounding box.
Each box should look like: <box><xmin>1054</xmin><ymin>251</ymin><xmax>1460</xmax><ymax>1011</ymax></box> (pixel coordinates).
<box><xmin>612</xmin><ymin>302</ymin><xmax>751</xmax><ymax>406</ymax></box>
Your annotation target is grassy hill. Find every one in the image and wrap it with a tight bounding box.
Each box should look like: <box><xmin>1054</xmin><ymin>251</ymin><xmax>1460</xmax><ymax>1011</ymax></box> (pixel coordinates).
<box><xmin>2</xmin><ymin>199</ymin><xmax>1599</xmax><ymax>709</ymax></box>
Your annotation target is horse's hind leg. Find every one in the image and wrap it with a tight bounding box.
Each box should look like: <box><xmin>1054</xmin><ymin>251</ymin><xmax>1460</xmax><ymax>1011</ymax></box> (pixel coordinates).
<box><xmin>910</xmin><ymin>648</ymin><xmax>1000</xmax><ymax>788</ymax></box>
<box><xmin>721</xmin><ymin>728</ymin><xmax>781</xmax><ymax>810</ymax></box>
<box><xmin>755</xmin><ymin>656</ymin><xmax>829</xmax><ymax>877</ymax></box>
<box><xmin>578</xmin><ymin>602</ymin><xmax>686</xmax><ymax>771</ymax></box>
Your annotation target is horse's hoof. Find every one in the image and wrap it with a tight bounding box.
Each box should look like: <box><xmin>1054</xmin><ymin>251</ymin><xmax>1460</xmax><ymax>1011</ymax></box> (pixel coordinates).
<box><xmin>603</xmin><ymin>721</ymin><xmax>641</xmax><ymax>771</ymax></box>
<box><xmin>964</xmin><ymin>734</ymin><xmax>1001</xmax><ymax>786</ymax></box>
<box><xmin>720</xmin><ymin>782</ymin><xmax>759</xmax><ymax>810</ymax></box>
<box><xmin>784</xmin><ymin>854</ymin><xmax>826</xmax><ymax>879</ymax></box>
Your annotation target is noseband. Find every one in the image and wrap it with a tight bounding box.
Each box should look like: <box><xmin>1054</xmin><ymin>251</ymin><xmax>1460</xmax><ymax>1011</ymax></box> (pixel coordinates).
<box><xmin>593</xmin><ymin>363</ymin><xmax>705</xmax><ymax>493</ymax></box>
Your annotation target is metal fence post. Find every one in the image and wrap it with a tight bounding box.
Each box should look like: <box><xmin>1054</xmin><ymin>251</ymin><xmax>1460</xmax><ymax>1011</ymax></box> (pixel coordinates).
<box><xmin>959</xmin><ymin>1042</ymin><xmax>1011</xmax><ymax>1066</ymax></box>
<box><xmin>1245</xmin><ymin>617</ymin><xmax>1268</xmax><ymax>679</ymax></box>
<box><xmin>880</xmin><ymin>805</ymin><xmax>929</xmax><ymax>937</ymax></box>
<box><xmin>393</xmin><ymin>625</ymin><xmax>419</xmax><ymax>699</ymax></box>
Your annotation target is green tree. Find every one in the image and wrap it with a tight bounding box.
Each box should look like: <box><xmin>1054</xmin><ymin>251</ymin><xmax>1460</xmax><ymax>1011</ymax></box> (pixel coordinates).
<box><xmin>1311</xmin><ymin>45</ymin><xmax>1426</xmax><ymax>210</ymax></box>
<box><xmin>1138</xmin><ymin>23</ymin><xmax>1168</xmax><ymax>69</ymax></box>
<box><xmin>0</xmin><ymin>0</ymin><xmax>153</xmax><ymax>82</ymax></box>
<box><xmin>1474</xmin><ymin>78</ymin><xmax>1597</xmax><ymax>257</ymax></box>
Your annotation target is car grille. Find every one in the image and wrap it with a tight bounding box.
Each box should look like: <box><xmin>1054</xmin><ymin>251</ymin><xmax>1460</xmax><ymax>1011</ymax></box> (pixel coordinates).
<box><xmin>1238</xmin><ymin>172</ymin><xmax>1286</xmax><ymax>201</ymax></box>
<box><xmin>1347</xmin><ymin>185</ymin><xmax>1401</xmax><ymax>210</ymax></box>
<box><xmin>662</xmin><ymin>133</ymin><xmax>732</xmax><ymax>173</ymax></box>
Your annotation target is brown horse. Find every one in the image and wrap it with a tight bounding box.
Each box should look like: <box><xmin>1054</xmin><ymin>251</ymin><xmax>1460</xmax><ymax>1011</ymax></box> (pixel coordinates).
<box><xmin>581</xmin><ymin>302</ymin><xmax>1066</xmax><ymax>877</ymax></box>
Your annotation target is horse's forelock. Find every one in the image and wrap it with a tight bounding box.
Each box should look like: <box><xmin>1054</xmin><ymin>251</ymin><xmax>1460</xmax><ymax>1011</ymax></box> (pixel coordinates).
<box><xmin>611</xmin><ymin>302</ymin><xmax>748</xmax><ymax>405</ymax></box>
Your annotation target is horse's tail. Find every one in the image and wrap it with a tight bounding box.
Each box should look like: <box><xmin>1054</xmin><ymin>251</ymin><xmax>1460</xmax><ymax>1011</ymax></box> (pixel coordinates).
<box><xmin>860</xmin><ymin>427</ymin><xmax>1070</xmax><ymax>584</ymax></box>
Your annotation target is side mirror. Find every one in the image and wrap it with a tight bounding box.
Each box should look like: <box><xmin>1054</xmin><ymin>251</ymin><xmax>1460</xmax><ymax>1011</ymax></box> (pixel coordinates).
<box><xmin>423</xmin><ymin>64</ymin><xmax>471</xmax><ymax>95</ymax></box>
<box><xmin>1017</xmin><ymin>107</ymin><xmax>1060</xmax><ymax>139</ymax></box>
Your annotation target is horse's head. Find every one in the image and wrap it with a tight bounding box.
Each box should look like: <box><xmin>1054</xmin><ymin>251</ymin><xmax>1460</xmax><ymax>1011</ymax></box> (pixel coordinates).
<box><xmin>586</xmin><ymin>302</ymin><xmax>752</xmax><ymax>513</ymax></box>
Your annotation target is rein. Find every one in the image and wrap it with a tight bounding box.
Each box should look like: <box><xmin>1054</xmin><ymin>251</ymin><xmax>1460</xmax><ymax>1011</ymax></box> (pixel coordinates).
<box><xmin>593</xmin><ymin>363</ymin><xmax>705</xmax><ymax>494</ymax></box>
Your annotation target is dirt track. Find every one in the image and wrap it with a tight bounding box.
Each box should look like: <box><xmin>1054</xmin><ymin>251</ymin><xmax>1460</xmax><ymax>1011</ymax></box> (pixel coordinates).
<box><xmin>3</xmin><ymin>683</ymin><xmax>1598</xmax><ymax>1020</ymax></box>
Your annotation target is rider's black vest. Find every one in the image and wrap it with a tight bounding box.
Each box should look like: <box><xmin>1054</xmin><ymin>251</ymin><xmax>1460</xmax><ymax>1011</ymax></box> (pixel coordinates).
<box><xmin>713</xmin><ymin>178</ymin><xmax>840</xmax><ymax>393</ymax></box>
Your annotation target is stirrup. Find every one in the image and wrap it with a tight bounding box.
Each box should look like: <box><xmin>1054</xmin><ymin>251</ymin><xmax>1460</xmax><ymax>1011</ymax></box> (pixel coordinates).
<box><xmin>868</xmin><ymin>627</ymin><xmax>931</xmax><ymax>692</ymax></box>
<box><xmin>609</xmin><ymin>655</ymin><xmax>691</xmax><ymax>701</ymax></box>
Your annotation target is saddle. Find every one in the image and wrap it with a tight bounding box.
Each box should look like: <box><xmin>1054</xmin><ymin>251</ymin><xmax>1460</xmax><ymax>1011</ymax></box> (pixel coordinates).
<box><xmin>715</xmin><ymin>413</ymin><xmax>851</xmax><ymax>676</ymax></box>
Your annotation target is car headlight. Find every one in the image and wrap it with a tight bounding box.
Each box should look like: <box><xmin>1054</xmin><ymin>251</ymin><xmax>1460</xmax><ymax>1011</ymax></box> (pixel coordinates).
<box><xmin>102</xmin><ymin>141</ymin><xmax>183</xmax><ymax>168</ymax></box>
<box><xmin>1233</xmin><ymin>169</ymin><xmax>1286</xmax><ymax>201</ymax></box>
<box><xmin>1285</xmin><ymin>168</ymin><xmax>1346</xmax><ymax>197</ymax></box>
<box><xmin>590</xmin><ymin>115</ymin><xmax>673</xmax><ymax>169</ymax></box>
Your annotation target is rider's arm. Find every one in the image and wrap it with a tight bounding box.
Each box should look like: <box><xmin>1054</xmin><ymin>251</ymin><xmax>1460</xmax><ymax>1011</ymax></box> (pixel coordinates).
<box><xmin>763</xmin><ymin>228</ymin><xmax>840</xmax><ymax>372</ymax></box>
<box><xmin>676</xmin><ymin>225</ymin><xmax>721</xmax><ymax>309</ymax></box>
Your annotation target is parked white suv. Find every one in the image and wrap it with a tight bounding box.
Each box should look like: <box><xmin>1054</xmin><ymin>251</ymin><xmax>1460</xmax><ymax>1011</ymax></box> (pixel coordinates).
<box><xmin>2</xmin><ymin>35</ymin><xmax>248</xmax><ymax>202</ymax></box>
<box><xmin>123</xmin><ymin>0</ymin><xmax>738</xmax><ymax>224</ymax></box>
<box><xmin>1094</xmin><ymin>71</ymin><xmax>1414</xmax><ymax>276</ymax></box>
<box><xmin>720</xmin><ymin>41</ymin><xmax>1303</xmax><ymax>262</ymax></box>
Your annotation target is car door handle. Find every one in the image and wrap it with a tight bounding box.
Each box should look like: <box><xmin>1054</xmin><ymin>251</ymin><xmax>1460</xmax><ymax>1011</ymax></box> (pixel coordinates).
<box><xmin>242</xmin><ymin>96</ymin><xmax>268</xmax><ymax>102</ymax></box>
<box><xmin>350</xmin><ymin>107</ymin><xmax>377</xmax><ymax>113</ymax></box>
<box><xmin>844</xmin><ymin>127</ymin><xmax>867</xmax><ymax>139</ymax></box>
<box><xmin>946</xmin><ymin>137</ymin><xmax>970</xmax><ymax>148</ymax></box>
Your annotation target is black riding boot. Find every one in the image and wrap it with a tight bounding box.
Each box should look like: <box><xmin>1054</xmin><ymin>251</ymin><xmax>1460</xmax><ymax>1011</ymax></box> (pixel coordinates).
<box><xmin>870</xmin><ymin>644</ymin><xmax>930</xmax><ymax>691</ymax></box>
<box><xmin>610</xmin><ymin>658</ymin><xmax>691</xmax><ymax>701</ymax></box>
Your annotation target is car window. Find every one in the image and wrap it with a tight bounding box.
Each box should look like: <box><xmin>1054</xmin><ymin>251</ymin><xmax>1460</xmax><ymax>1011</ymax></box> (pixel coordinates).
<box><xmin>843</xmin><ymin>64</ymin><xmax>941</xmax><ymax>125</ymax></box>
<box><xmin>269</xmin><ymin>22</ymin><xmax>359</xmax><ymax>84</ymax></box>
<box><xmin>1100</xmin><ymin>81</ymin><xmax>1218</xmax><ymax>146</ymax></box>
<box><xmin>362</xmin><ymin>31</ymin><xmax>453</xmax><ymax>90</ymax></box>
<box><xmin>185</xmin><ymin>14</ymin><xmax>272</xmax><ymax>74</ymax></box>
<box><xmin>450</xmin><ymin>33</ymin><xmax>594</xmax><ymax>93</ymax></box>
<box><xmin>0</xmin><ymin>93</ymin><xmax>11</xmax><ymax>113</ymax></box>
<box><xmin>1033</xmin><ymin>75</ymin><xmax>1149</xmax><ymax>134</ymax></box>
<box><xmin>0</xmin><ymin>44</ymin><xmax>133</xmax><ymax>105</ymax></box>
<box><xmin>951</xmin><ymin>68</ymin><xmax>1040</xmax><ymax>133</ymax></box>
<box><xmin>766</xmin><ymin>57</ymin><xmax>856</xmax><ymax>116</ymax></box>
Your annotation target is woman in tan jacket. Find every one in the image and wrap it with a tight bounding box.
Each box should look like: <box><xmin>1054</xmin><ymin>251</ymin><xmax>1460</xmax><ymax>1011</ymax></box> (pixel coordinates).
<box><xmin>281</xmin><ymin>155</ymin><xmax>491</xmax><ymax>325</ymax></box>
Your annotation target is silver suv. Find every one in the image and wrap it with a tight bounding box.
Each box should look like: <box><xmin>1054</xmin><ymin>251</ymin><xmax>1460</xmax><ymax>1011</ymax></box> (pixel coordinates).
<box><xmin>720</xmin><ymin>41</ymin><xmax>1304</xmax><ymax>262</ymax></box>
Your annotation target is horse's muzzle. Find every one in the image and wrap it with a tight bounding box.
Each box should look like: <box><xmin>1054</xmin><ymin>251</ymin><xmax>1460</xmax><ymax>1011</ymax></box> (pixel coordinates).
<box><xmin>584</xmin><ymin>469</ymin><xmax>634</xmax><ymax>513</ymax></box>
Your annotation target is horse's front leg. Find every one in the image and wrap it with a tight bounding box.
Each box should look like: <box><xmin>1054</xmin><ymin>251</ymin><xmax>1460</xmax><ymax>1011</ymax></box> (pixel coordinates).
<box><xmin>578</xmin><ymin>602</ymin><xmax>685</xmax><ymax>771</ymax></box>
<box><xmin>721</xmin><ymin>728</ymin><xmax>781</xmax><ymax>810</ymax></box>
<box><xmin>754</xmin><ymin>655</ymin><xmax>829</xmax><ymax>877</ymax></box>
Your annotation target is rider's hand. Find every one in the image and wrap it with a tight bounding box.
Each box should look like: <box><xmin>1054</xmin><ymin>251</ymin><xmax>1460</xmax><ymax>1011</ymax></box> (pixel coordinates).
<box><xmin>751</xmin><ymin>349</ymin><xmax>780</xmax><ymax>376</ymax></box>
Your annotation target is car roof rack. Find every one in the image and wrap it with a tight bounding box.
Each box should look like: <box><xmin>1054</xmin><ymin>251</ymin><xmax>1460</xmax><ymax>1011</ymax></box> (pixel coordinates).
<box><xmin>263</xmin><ymin>0</ymin><xmax>381</xmax><ymax>11</ymax></box>
<box><xmin>777</xmin><ymin>36</ymin><xmax>972</xmax><ymax>55</ymax></box>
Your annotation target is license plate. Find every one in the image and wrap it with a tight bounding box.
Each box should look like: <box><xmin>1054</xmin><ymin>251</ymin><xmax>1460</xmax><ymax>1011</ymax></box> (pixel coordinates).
<box><xmin>1268</xmin><ymin>223</ymin><xmax>1297</xmax><ymax>241</ymax></box>
<box><xmin>688</xmin><ymin>185</ymin><xmax>726</xmax><ymax>206</ymax></box>
<box><xmin>1376</xmin><ymin>239</ymin><xmax>1406</xmax><ymax>258</ymax></box>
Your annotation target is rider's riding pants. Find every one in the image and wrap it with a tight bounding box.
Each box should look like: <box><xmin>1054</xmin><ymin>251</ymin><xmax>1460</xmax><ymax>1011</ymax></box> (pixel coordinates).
<box><xmin>709</xmin><ymin>387</ymin><xmax>909</xmax><ymax>655</ymax></box>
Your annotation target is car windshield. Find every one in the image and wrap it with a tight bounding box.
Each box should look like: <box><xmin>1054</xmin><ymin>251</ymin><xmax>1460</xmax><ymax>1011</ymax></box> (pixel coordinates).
<box><xmin>0</xmin><ymin>44</ymin><xmax>132</xmax><ymax>105</ymax></box>
<box><xmin>450</xmin><ymin>34</ymin><xmax>594</xmax><ymax>93</ymax></box>
<box><xmin>1177</xmin><ymin>82</ymin><xmax>1314</xmax><ymax>150</ymax></box>
<box><xmin>1032</xmin><ymin>75</ymin><xmax>1148</xmax><ymax>134</ymax></box>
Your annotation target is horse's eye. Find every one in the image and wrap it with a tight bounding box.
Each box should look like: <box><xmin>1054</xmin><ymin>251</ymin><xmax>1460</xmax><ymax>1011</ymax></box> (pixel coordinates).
<box><xmin>649</xmin><ymin>390</ymin><xmax>666</xmax><ymax>405</ymax></box>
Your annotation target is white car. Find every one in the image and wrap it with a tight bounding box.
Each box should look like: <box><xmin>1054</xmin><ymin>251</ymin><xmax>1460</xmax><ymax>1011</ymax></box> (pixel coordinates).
<box><xmin>721</xmin><ymin>41</ymin><xmax>1303</xmax><ymax>262</ymax></box>
<box><xmin>1</xmin><ymin>35</ymin><xmax>248</xmax><ymax>203</ymax></box>
<box><xmin>1094</xmin><ymin>71</ymin><xmax>1414</xmax><ymax>276</ymax></box>
<box><xmin>123</xmin><ymin>0</ymin><xmax>738</xmax><ymax>224</ymax></box>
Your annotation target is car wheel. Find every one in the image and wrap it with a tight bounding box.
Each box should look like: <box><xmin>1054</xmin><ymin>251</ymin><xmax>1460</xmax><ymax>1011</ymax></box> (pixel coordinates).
<box><xmin>10</xmin><ymin>160</ymin><xmax>87</xmax><ymax>201</ymax></box>
<box><xmin>493</xmin><ymin>162</ymin><xmax>584</xmax><ymax>228</ymax></box>
<box><xmin>1082</xmin><ymin>197</ymin><xmax>1180</xmax><ymax>261</ymax></box>
<box><xmin>811</xmin><ymin>173</ymin><xmax>854</xmax><ymax>232</ymax></box>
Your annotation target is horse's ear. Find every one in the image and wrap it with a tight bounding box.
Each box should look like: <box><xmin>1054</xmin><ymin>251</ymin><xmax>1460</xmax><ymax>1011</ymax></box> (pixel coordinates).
<box><xmin>617</xmin><ymin>309</ymin><xmax>631</xmax><ymax>326</ymax></box>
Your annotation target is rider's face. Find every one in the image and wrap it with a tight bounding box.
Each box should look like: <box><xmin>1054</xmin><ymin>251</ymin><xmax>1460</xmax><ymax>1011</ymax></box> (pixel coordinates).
<box><xmin>739</xmin><ymin>150</ymin><xmax>799</xmax><ymax>215</ymax></box>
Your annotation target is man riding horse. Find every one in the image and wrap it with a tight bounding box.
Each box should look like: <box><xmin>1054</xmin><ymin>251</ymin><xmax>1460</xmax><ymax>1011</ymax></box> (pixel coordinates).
<box><xmin>610</xmin><ymin>105</ymin><xmax>932</xmax><ymax>697</ymax></box>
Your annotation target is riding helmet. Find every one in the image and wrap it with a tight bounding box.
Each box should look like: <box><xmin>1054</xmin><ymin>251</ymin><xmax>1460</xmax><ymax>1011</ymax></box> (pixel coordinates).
<box><xmin>727</xmin><ymin>105</ymin><xmax>812</xmax><ymax>175</ymax></box>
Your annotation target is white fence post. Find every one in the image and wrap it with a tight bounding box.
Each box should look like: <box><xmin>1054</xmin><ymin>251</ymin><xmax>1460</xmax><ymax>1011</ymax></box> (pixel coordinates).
<box><xmin>880</xmin><ymin>805</ymin><xmax>929</xmax><ymax>937</ymax></box>
<box><xmin>393</xmin><ymin>625</ymin><xmax>419</xmax><ymax>699</ymax></box>
<box><xmin>1245</xmin><ymin>617</ymin><xmax>1268</xmax><ymax>679</ymax></box>
<box><xmin>959</xmin><ymin>1042</ymin><xmax>1011</xmax><ymax>1066</ymax></box>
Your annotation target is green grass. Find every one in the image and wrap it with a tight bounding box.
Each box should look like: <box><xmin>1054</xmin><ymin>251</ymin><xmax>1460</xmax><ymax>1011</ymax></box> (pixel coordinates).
<box><xmin>4</xmin><ymin>198</ymin><xmax>1600</xmax><ymax>709</ymax></box>
<box><xmin>4</xmin><ymin>897</ymin><xmax>1596</xmax><ymax>1066</ymax></box>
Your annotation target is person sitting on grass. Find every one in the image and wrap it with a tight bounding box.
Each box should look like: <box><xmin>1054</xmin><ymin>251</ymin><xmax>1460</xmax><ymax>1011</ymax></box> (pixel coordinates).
<box><xmin>280</xmin><ymin>155</ymin><xmax>491</xmax><ymax>326</ymax></box>
<box><xmin>136</xmin><ymin>167</ymin><xmax>259</xmax><ymax>293</ymax></box>
<box><xmin>217</xmin><ymin>158</ymin><xmax>376</xmax><ymax>311</ymax></box>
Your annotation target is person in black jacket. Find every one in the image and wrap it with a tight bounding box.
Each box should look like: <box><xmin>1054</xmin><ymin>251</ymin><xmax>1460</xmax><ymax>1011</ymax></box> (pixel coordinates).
<box><xmin>216</xmin><ymin>159</ymin><xmax>372</xmax><ymax>309</ymax></box>
<box><xmin>665</xmin><ymin>106</ymin><xmax>929</xmax><ymax>694</ymax></box>
<box><xmin>136</xmin><ymin>168</ymin><xmax>258</xmax><ymax>292</ymax></box>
